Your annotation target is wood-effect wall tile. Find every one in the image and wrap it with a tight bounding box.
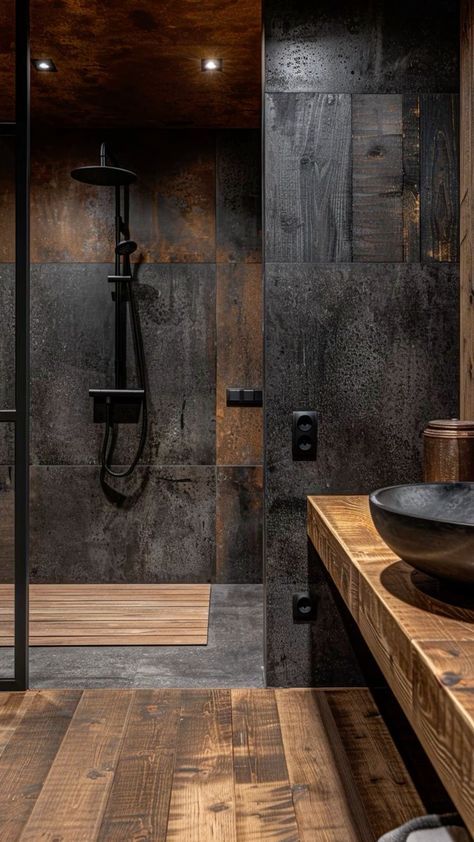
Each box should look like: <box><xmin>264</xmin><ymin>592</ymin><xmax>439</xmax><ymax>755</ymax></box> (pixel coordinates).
<box><xmin>402</xmin><ymin>95</ymin><xmax>421</xmax><ymax>262</ymax></box>
<box><xmin>420</xmin><ymin>94</ymin><xmax>460</xmax><ymax>263</ymax></box>
<box><xmin>215</xmin><ymin>466</ymin><xmax>263</xmax><ymax>583</ymax></box>
<box><xmin>265</xmin><ymin>93</ymin><xmax>352</xmax><ymax>262</ymax></box>
<box><xmin>216</xmin><ymin>264</ymin><xmax>263</xmax><ymax>465</ymax></box>
<box><xmin>217</xmin><ymin>131</ymin><xmax>262</xmax><ymax>263</ymax></box>
<box><xmin>352</xmin><ymin>95</ymin><xmax>403</xmax><ymax>262</ymax></box>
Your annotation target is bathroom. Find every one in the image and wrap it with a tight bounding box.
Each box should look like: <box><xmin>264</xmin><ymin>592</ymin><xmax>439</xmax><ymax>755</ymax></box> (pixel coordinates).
<box><xmin>1</xmin><ymin>0</ymin><xmax>473</xmax><ymax>840</ymax></box>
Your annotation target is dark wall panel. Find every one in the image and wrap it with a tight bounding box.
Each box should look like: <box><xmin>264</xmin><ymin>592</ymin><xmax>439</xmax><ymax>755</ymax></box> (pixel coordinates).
<box><xmin>352</xmin><ymin>95</ymin><xmax>403</xmax><ymax>262</ymax></box>
<box><xmin>0</xmin><ymin>128</ymin><xmax>263</xmax><ymax>585</ymax></box>
<box><xmin>216</xmin><ymin>264</ymin><xmax>263</xmax><ymax>466</ymax></box>
<box><xmin>265</xmin><ymin>93</ymin><xmax>352</xmax><ymax>262</ymax></box>
<box><xmin>420</xmin><ymin>94</ymin><xmax>460</xmax><ymax>263</ymax></box>
<box><xmin>29</xmin><ymin>466</ymin><xmax>216</xmax><ymax>584</ymax></box>
<box><xmin>216</xmin><ymin>131</ymin><xmax>262</xmax><ymax>264</ymax></box>
<box><xmin>264</xmin><ymin>0</ymin><xmax>460</xmax><ymax>686</ymax></box>
<box><xmin>265</xmin><ymin>0</ymin><xmax>459</xmax><ymax>94</ymax></box>
<box><xmin>215</xmin><ymin>466</ymin><xmax>263</xmax><ymax>583</ymax></box>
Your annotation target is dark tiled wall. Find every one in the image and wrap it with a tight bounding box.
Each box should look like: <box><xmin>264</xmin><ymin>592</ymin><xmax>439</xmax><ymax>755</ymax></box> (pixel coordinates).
<box><xmin>264</xmin><ymin>0</ymin><xmax>460</xmax><ymax>686</ymax></box>
<box><xmin>0</xmin><ymin>129</ymin><xmax>263</xmax><ymax>584</ymax></box>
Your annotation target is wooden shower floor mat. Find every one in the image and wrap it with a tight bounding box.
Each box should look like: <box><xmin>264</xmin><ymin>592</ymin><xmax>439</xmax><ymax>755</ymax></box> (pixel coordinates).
<box><xmin>0</xmin><ymin>584</ymin><xmax>211</xmax><ymax>646</ymax></box>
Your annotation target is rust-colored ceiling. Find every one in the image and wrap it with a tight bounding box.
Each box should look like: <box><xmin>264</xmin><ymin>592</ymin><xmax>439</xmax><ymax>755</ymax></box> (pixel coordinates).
<box><xmin>0</xmin><ymin>0</ymin><xmax>262</xmax><ymax>128</ymax></box>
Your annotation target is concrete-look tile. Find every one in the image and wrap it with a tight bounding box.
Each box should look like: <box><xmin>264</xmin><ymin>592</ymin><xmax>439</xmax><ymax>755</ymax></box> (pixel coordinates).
<box><xmin>266</xmin><ymin>262</ymin><xmax>459</xmax><ymax>502</ymax></box>
<box><xmin>0</xmin><ymin>265</ymin><xmax>15</xmax><ymax>463</ymax></box>
<box><xmin>265</xmin><ymin>577</ymin><xmax>363</xmax><ymax>687</ymax></box>
<box><xmin>30</xmin><ymin>264</ymin><xmax>114</xmax><ymax>465</ymax></box>
<box><xmin>14</xmin><ymin>585</ymin><xmax>264</xmax><ymax>689</ymax></box>
<box><xmin>216</xmin><ymin>130</ymin><xmax>262</xmax><ymax>263</ymax></box>
<box><xmin>216</xmin><ymin>264</ymin><xmax>263</xmax><ymax>465</ymax></box>
<box><xmin>215</xmin><ymin>466</ymin><xmax>263</xmax><ymax>583</ymax></box>
<box><xmin>265</xmin><ymin>0</ymin><xmax>459</xmax><ymax>94</ymax></box>
<box><xmin>30</xmin><ymin>465</ymin><xmax>216</xmax><ymax>583</ymax></box>
<box><xmin>30</xmin><ymin>263</ymin><xmax>216</xmax><ymax>466</ymax></box>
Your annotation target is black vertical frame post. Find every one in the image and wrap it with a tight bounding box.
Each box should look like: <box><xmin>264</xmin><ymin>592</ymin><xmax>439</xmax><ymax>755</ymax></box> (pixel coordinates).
<box><xmin>14</xmin><ymin>0</ymin><xmax>30</xmax><ymax>690</ymax></box>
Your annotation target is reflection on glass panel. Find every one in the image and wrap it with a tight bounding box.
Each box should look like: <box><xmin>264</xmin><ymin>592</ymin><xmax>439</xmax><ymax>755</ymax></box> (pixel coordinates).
<box><xmin>0</xmin><ymin>429</ymin><xmax>14</xmax><ymax>678</ymax></box>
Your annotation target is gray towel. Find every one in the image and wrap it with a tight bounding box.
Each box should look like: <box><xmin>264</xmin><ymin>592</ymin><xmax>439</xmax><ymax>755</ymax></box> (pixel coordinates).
<box><xmin>378</xmin><ymin>816</ymin><xmax>471</xmax><ymax>842</ymax></box>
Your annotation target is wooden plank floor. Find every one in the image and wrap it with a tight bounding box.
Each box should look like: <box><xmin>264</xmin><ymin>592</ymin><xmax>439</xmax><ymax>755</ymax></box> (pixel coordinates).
<box><xmin>0</xmin><ymin>688</ymin><xmax>427</xmax><ymax>841</ymax></box>
<box><xmin>0</xmin><ymin>585</ymin><xmax>211</xmax><ymax>646</ymax></box>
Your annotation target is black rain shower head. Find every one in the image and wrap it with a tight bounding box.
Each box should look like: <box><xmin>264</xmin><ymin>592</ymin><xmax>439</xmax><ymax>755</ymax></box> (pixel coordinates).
<box><xmin>115</xmin><ymin>239</ymin><xmax>138</xmax><ymax>256</ymax></box>
<box><xmin>70</xmin><ymin>165</ymin><xmax>136</xmax><ymax>186</ymax></box>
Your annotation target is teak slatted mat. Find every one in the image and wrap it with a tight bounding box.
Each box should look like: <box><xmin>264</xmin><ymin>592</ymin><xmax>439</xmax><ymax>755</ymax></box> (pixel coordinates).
<box><xmin>0</xmin><ymin>584</ymin><xmax>211</xmax><ymax>646</ymax></box>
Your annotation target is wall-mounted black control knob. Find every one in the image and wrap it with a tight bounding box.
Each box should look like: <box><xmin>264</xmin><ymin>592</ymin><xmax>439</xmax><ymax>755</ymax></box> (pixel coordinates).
<box><xmin>292</xmin><ymin>411</ymin><xmax>318</xmax><ymax>460</ymax></box>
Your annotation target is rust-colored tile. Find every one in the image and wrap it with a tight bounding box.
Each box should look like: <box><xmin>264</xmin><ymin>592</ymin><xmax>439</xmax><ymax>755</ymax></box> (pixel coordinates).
<box><xmin>216</xmin><ymin>264</ymin><xmax>263</xmax><ymax>465</ymax></box>
<box><xmin>125</xmin><ymin>130</ymin><xmax>216</xmax><ymax>263</ymax></box>
<box><xmin>0</xmin><ymin>138</ymin><xmax>15</xmax><ymax>263</ymax></box>
<box><xmin>216</xmin><ymin>130</ymin><xmax>262</xmax><ymax>263</ymax></box>
<box><xmin>1</xmin><ymin>129</ymin><xmax>216</xmax><ymax>264</ymax></box>
<box><xmin>215</xmin><ymin>466</ymin><xmax>263</xmax><ymax>583</ymax></box>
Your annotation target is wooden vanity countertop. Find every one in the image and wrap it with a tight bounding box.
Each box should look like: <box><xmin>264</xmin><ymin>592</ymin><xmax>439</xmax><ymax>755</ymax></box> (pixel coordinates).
<box><xmin>307</xmin><ymin>494</ymin><xmax>474</xmax><ymax>834</ymax></box>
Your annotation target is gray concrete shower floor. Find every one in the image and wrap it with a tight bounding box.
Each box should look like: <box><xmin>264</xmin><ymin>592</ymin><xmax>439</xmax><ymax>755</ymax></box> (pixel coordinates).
<box><xmin>1</xmin><ymin>584</ymin><xmax>264</xmax><ymax>689</ymax></box>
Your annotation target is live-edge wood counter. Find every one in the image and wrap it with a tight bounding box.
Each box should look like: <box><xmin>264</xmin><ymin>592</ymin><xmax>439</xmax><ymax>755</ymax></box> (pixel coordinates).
<box><xmin>308</xmin><ymin>495</ymin><xmax>474</xmax><ymax>835</ymax></box>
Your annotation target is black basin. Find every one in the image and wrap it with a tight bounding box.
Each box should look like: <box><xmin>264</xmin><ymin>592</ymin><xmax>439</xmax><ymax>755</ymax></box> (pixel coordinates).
<box><xmin>369</xmin><ymin>482</ymin><xmax>474</xmax><ymax>585</ymax></box>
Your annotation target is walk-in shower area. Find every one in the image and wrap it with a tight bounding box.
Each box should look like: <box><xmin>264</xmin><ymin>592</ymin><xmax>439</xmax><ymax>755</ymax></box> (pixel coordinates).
<box><xmin>0</xmin><ymin>1</ymin><xmax>263</xmax><ymax>687</ymax></box>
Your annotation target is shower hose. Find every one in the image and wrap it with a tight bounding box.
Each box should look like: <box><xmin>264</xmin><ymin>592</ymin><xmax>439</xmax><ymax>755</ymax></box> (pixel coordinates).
<box><xmin>101</xmin><ymin>278</ymin><xmax>148</xmax><ymax>478</ymax></box>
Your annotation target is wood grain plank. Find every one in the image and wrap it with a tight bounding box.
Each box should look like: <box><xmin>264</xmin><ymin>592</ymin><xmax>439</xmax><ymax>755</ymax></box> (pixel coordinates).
<box><xmin>0</xmin><ymin>690</ymin><xmax>81</xmax><ymax>842</ymax></box>
<box><xmin>411</xmin><ymin>639</ymin><xmax>474</xmax><ymax>828</ymax></box>
<box><xmin>276</xmin><ymin>689</ymin><xmax>365</xmax><ymax>841</ymax></box>
<box><xmin>266</xmin><ymin>92</ymin><xmax>352</xmax><ymax>262</ymax></box>
<box><xmin>166</xmin><ymin>689</ymin><xmax>237</xmax><ymax>841</ymax></box>
<box><xmin>326</xmin><ymin>689</ymin><xmax>424</xmax><ymax>840</ymax></box>
<box><xmin>352</xmin><ymin>94</ymin><xmax>403</xmax><ymax>262</ymax></box>
<box><xmin>232</xmin><ymin>689</ymin><xmax>290</xmax><ymax>785</ymax></box>
<box><xmin>0</xmin><ymin>584</ymin><xmax>211</xmax><ymax>646</ymax></box>
<box><xmin>232</xmin><ymin>689</ymin><xmax>299</xmax><ymax>841</ymax></box>
<box><xmin>461</xmin><ymin>0</ymin><xmax>474</xmax><ymax>419</ymax></box>
<box><xmin>307</xmin><ymin>495</ymin><xmax>474</xmax><ymax>835</ymax></box>
<box><xmin>402</xmin><ymin>95</ymin><xmax>420</xmax><ymax>262</ymax></box>
<box><xmin>0</xmin><ymin>693</ymin><xmax>34</xmax><ymax>758</ymax></box>
<box><xmin>19</xmin><ymin>689</ymin><xmax>133</xmax><ymax>842</ymax></box>
<box><xmin>420</xmin><ymin>94</ymin><xmax>460</xmax><ymax>263</ymax></box>
<box><xmin>98</xmin><ymin>690</ymin><xmax>180</xmax><ymax>841</ymax></box>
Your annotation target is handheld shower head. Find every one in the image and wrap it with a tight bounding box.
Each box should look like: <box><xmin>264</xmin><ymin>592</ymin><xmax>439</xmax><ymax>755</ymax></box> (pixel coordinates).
<box><xmin>115</xmin><ymin>240</ymin><xmax>138</xmax><ymax>256</ymax></box>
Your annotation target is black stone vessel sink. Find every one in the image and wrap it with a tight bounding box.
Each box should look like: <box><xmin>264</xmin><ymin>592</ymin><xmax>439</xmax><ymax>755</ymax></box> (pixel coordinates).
<box><xmin>369</xmin><ymin>482</ymin><xmax>474</xmax><ymax>585</ymax></box>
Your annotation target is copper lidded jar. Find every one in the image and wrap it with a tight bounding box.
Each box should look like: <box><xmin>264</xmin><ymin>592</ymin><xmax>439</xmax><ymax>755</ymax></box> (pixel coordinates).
<box><xmin>423</xmin><ymin>419</ymin><xmax>474</xmax><ymax>482</ymax></box>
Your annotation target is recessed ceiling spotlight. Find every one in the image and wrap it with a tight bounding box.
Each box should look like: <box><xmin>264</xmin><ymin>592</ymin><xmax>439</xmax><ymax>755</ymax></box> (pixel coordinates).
<box><xmin>32</xmin><ymin>58</ymin><xmax>57</xmax><ymax>72</ymax></box>
<box><xmin>201</xmin><ymin>58</ymin><xmax>223</xmax><ymax>72</ymax></box>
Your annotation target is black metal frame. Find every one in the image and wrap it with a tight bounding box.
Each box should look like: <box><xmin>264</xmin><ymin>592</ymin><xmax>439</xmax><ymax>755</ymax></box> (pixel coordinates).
<box><xmin>0</xmin><ymin>0</ymin><xmax>30</xmax><ymax>691</ymax></box>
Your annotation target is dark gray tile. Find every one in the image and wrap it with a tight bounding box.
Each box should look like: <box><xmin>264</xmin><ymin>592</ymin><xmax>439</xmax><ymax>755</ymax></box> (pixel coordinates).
<box><xmin>215</xmin><ymin>466</ymin><xmax>263</xmax><ymax>583</ymax></box>
<box><xmin>265</xmin><ymin>0</ymin><xmax>459</xmax><ymax>94</ymax></box>
<box><xmin>30</xmin><ymin>263</ymin><xmax>216</xmax><ymax>466</ymax></box>
<box><xmin>119</xmin><ymin>263</ymin><xmax>216</xmax><ymax>466</ymax></box>
<box><xmin>265</xmin><ymin>262</ymin><xmax>459</xmax><ymax>583</ymax></box>
<box><xmin>266</xmin><ymin>574</ymin><xmax>363</xmax><ymax>687</ymax></box>
<box><xmin>30</xmin><ymin>465</ymin><xmax>216</xmax><ymax>583</ymax></box>
<box><xmin>265</xmin><ymin>93</ymin><xmax>351</xmax><ymax>262</ymax></box>
<box><xmin>216</xmin><ymin>130</ymin><xmax>262</xmax><ymax>263</ymax></box>
<box><xmin>12</xmin><ymin>585</ymin><xmax>264</xmax><ymax>689</ymax></box>
<box><xmin>0</xmin><ymin>265</ymin><xmax>15</xmax><ymax>464</ymax></box>
<box><xmin>31</xmin><ymin>264</ymin><xmax>114</xmax><ymax>465</ymax></box>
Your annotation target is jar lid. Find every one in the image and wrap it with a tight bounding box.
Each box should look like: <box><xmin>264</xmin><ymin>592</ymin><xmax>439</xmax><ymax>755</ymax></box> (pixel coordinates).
<box><xmin>426</xmin><ymin>418</ymin><xmax>474</xmax><ymax>431</ymax></box>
